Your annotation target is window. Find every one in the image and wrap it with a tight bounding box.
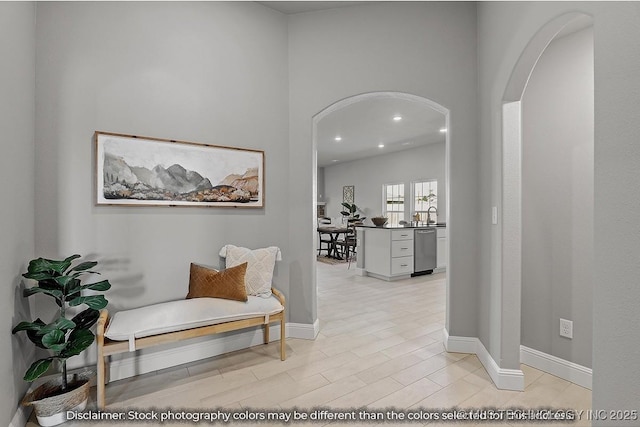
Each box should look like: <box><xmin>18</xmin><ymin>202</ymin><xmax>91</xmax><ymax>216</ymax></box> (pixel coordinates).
<box><xmin>383</xmin><ymin>183</ymin><xmax>405</xmax><ymax>226</ymax></box>
<box><xmin>413</xmin><ymin>180</ymin><xmax>438</xmax><ymax>224</ymax></box>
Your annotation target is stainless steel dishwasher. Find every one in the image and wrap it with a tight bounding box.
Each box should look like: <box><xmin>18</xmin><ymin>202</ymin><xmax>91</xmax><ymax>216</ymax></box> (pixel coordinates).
<box><xmin>413</xmin><ymin>227</ymin><xmax>437</xmax><ymax>275</ymax></box>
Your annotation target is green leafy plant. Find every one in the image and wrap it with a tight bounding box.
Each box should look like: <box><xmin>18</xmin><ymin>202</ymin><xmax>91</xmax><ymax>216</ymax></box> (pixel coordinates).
<box><xmin>12</xmin><ymin>254</ymin><xmax>111</xmax><ymax>392</ymax></box>
<box><xmin>416</xmin><ymin>192</ymin><xmax>437</xmax><ymax>205</ymax></box>
<box><xmin>340</xmin><ymin>202</ymin><xmax>366</xmax><ymax>222</ymax></box>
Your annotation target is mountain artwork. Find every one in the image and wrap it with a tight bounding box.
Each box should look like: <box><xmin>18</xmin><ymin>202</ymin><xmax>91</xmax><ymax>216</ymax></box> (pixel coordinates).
<box><xmin>95</xmin><ymin>132</ymin><xmax>264</xmax><ymax>207</ymax></box>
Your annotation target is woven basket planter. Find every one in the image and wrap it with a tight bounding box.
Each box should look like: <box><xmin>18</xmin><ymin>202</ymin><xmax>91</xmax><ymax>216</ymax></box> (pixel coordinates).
<box><xmin>22</xmin><ymin>370</ymin><xmax>93</xmax><ymax>427</ymax></box>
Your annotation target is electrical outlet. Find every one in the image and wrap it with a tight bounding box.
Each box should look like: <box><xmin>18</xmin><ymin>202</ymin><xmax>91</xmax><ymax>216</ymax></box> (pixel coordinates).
<box><xmin>560</xmin><ymin>318</ymin><xmax>573</xmax><ymax>339</ymax></box>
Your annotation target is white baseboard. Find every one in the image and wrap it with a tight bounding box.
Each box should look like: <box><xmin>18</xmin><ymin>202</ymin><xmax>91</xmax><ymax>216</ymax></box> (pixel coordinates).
<box><xmin>287</xmin><ymin>319</ymin><xmax>320</xmax><ymax>340</ymax></box>
<box><xmin>108</xmin><ymin>324</ymin><xmax>283</xmax><ymax>382</ymax></box>
<box><xmin>476</xmin><ymin>341</ymin><xmax>525</xmax><ymax>391</ymax></box>
<box><xmin>14</xmin><ymin>320</ymin><xmax>322</xmax><ymax>420</ymax></box>
<box><xmin>445</xmin><ymin>329</ymin><xmax>524</xmax><ymax>391</ymax></box>
<box><xmin>443</xmin><ymin>328</ymin><xmax>478</xmax><ymax>353</ymax></box>
<box><xmin>106</xmin><ymin>321</ymin><xmax>322</xmax><ymax>382</ymax></box>
<box><xmin>10</xmin><ymin>405</ymin><xmax>31</xmax><ymax>427</ymax></box>
<box><xmin>520</xmin><ymin>345</ymin><xmax>592</xmax><ymax>390</ymax></box>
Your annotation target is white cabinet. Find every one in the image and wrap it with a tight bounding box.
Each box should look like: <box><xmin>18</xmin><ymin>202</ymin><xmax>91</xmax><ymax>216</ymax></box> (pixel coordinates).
<box><xmin>390</xmin><ymin>230</ymin><xmax>413</xmax><ymax>276</ymax></box>
<box><xmin>391</xmin><ymin>256</ymin><xmax>413</xmax><ymax>276</ymax></box>
<box><xmin>391</xmin><ymin>240</ymin><xmax>413</xmax><ymax>257</ymax></box>
<box><xmin>361</xmin><ymin>227</ymin><xmax>414</xmax><ymax>281</ymax></box>
<box><xmin>358</xmin><ymin>226</ymin><xmax>446</xmax><ymax>279</ymax></box>
<box><xmin>391</xmin><ymin>230</ymin><xmax>413</xmax><ymax>241</ymax></box>
<box><xmin>436</xmin><ymin>227</ymin><xmax>447</xmax><ymax>270</ymax></box>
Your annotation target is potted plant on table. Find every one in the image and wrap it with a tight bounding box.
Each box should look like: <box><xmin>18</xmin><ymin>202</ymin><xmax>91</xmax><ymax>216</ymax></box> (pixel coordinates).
<box><xmin>340</xmin><ymin>202</ymin><xmax>366</xmax><ymax>224</ymax></box>
<box><xmin>12</xmin><ymin>254</ymin><xmax>111</xmax><ymax>426</ymax></box>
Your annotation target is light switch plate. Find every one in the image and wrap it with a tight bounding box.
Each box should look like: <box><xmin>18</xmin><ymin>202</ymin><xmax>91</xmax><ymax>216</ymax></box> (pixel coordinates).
<box><xmin>492</xmin><ymin>206</ymin><xmax>498</xmax><ymax>225</ymax></box>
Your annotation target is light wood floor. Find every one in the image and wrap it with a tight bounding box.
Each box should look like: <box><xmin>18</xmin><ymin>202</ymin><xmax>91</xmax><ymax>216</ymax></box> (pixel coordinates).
<box><xmin>30</xmin><ymin>261</ymin><xmax>591</xmax><ymax>426</ymax></box>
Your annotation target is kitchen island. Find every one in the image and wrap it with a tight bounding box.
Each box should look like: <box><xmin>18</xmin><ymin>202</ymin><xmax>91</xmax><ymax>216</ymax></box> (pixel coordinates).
<box><xmin>355</xmin><ymin>224</ymin><xmax>446</xmax><ymax>281</ymax></box>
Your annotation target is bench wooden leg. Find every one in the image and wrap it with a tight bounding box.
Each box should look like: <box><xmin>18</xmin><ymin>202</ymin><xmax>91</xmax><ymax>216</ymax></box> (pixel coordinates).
<box><xmin>263</xmin><ymin>323</ymin><xmax>270</xmax><ymax>344</ymax></box>
<box><xmin>97</xmin><ymin>352</ymin><xmax>105</xmax><ymax>409</ymax></box>
<box><xmin>96</xmin><ymin>310</ymin><xmax>108</xmax><ymax>410</ymax></box>
<box><xmin>280</xmin><ymin>317</ymin><xmax>286</xmax><ymax>361</ymax></box>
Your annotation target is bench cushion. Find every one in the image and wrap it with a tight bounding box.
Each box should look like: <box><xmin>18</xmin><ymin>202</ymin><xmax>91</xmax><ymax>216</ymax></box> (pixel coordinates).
<box><xmin>104</xmin><ymin>295</ymin><xmax>283</xmax><ymax>342</ymax></box>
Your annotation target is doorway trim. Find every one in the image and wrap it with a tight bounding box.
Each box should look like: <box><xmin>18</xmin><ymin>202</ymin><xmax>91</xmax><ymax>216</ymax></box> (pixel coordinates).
<box><xmin>312</xmin><ymin>91</ymin><xmax>451</xmax><ymax>327</ymax></box>
<box><xmin>500</xmin><ymin>12</ymin><xmax>594</xmax><ymax>384</ymax></box>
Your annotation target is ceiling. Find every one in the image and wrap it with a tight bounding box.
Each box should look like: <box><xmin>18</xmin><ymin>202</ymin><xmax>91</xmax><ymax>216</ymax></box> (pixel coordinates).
<box><xmin>256</xmin><ymin>2</ymin><xmax>446</xmax><ymax>167</ymax></box>
<box><xmin>258</xmin><ymin>1</ymin><xmax>375</xmax><ymax>15</ymax></box>
<box><xmin>317</xmin><ymin>97</ymin><xmax>446</xmax><ymax>167</ymax></box>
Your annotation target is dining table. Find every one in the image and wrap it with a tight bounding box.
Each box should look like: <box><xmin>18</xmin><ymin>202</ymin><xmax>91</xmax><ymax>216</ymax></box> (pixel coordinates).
<box><xmin>317</xmin><ymin>225</ymin><xmax>350</xmax><ymax>259</ymax></box>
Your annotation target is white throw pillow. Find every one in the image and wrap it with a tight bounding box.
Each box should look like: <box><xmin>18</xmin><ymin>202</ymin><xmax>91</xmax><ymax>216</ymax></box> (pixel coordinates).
<box><xmin>220</xmin><ymin>245</ymin><xmax>280</xmax><ymax>297</ymax></box>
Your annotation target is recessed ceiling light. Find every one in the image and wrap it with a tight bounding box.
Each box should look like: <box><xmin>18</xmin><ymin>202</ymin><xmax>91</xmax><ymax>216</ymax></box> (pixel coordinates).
<box><xmin>332</xmin><ymin>159</ymin><xmax>339</xmax><ymax>162</ymax></box>
<box><xmin>334</xmin><ymin>136</ymin><xmax>342</xmax><ymax>142</ymax></box>
<box><xmin>378</xmin><ymin>144</ymin><xmax>385</xmax><ymax>148</ymax></box>
<box><xmin>439</xmin><ymin>128</ymin><xmax>447</xmax><ymax>133</ymax></box>
<box><xmin>393</xmin><ymin>115</ymin><xmax>403</xmax><ymax>121</ymax></box>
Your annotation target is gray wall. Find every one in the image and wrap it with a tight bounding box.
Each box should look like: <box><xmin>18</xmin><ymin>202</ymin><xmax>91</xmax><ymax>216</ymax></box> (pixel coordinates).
<box><xmin>317</xmin><ymin>167</ymin><xmax>325</xmax><ymax>202</ymax></box>
<box><xmin>0</xmin><ymin>2</ymin><xmax>35</xmax><ymax>424</ymax></box>
<box><xmin>34</xmin><ymin>2</ymin><xmax>290</xmax><ymax>368</ymax></box>
<box><xmin>28</xmin><ymin>0</ymin><xmax>478</xmax><ymax>379</ymax></box>
<box><xmin>478</xmin><ymin>2</ymin><xmax>640</xmax><ymax>421</ymax></box>
<box><xmin>15</xmin><ymin>2</ymin><xmax>640</xmax><ymax>419</ymax></box>
<box><xmin>521</xmin><ymin>28</ymin><xmax>593</xmax><ymax>368</ymax></box>
<box><xmin>289</xmin><ymin>2</ymin><xmax>479</xmax><ymax>335</ymax></box>
<box><xmin>322</xmin><ymin>143</ymin><xmax>446</xmax><ymax>224</ymax></box>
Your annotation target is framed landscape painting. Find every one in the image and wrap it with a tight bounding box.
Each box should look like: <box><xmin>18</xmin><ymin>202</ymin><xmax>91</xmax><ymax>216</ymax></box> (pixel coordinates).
<box><xmin>95</xmin><ymin>132</ymin><xmax>264</xmax><ymax>208</ymax></box>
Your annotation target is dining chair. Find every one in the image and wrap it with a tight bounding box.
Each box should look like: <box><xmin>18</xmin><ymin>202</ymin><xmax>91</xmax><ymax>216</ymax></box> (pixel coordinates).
<box><xmin>317</xmin><ymin>218</ymin><xmax>332</xmax><ymax>256</ymax></box>
<box><xmin>335</xmin><ymin>225</ymin><xmax>357</xmax><ymax>267</ymax></box>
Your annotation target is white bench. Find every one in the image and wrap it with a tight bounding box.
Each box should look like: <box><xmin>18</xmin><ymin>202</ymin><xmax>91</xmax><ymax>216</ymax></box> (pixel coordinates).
<box><xmin>95</xmin><ymin>288</ymin><xmax>285</xmax><ymax>409</ymax></box>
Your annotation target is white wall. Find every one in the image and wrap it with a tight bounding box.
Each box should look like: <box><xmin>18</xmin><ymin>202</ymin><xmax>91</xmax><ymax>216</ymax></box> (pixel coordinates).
<box><xmin>478</xmin><ymin>3</ymin><xmax>640</xmax><ymax>420</ymax></box>
<box><xmin>0</xmin><ymin>2</ymin><xmax>35</xmax><ymax>424</ymax></box>
<box><xmin>521</xmin><ymin>28</ymin><xmax>593</xmax><ymax>368</ymax></box>
<box><xmin>34</xmin><ymin>2</ymin><xmax>290</xmax><ymax>367</ymax></box>
<box><xmin>289</xmin><ymin>2</ymin><xmax>478</xmax><ymax>334</ymax></box>
<box><xmin>323</xmin><ymin>143</ymin><xmax>446</xmax><ymax>224</ymax></box>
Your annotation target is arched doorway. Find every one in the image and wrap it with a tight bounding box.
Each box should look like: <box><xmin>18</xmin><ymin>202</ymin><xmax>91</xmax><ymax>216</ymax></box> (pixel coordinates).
<box><xmin>501</xmin><ymin>12</ymin><xmax>593</xmax><ymax>388</ymax></box>
<box><xmin>312</xmin><ymin>91</ymin><xmax>451</xmax><ymax>329</ymax></box>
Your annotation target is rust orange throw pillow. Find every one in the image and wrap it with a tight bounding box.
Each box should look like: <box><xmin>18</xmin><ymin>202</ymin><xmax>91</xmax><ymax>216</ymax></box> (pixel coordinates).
<box><xmin>186</xmin><ymin>262</ymin><xmax>248</xmax><ymax>302</ymax></box>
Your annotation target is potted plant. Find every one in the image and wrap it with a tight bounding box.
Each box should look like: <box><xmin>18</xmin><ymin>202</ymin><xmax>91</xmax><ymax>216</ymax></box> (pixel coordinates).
<box><xmin>340</xmin><ymin>202</ymin><xmax>366</xmax><ymax>224</ymax></box>
<box><xmin>416</xmin><ymin>191</ymin><xmax>437</xmax><ymax>206</ymax></box>
<box><xmin>12</xmin><ymin>254</ymin><xmax>111</xmax><ymax>426</ymax></box>
<box><xmin>416</xmin><ymin>192</ymin><xmax>438</xmax><ymax>224</ymax></box>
